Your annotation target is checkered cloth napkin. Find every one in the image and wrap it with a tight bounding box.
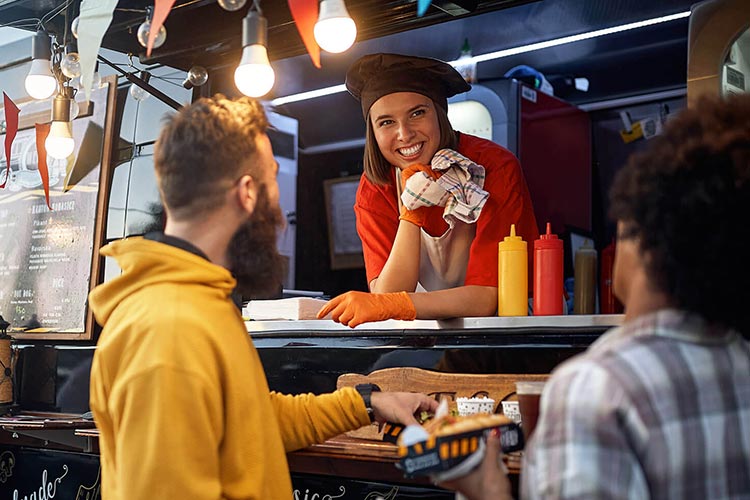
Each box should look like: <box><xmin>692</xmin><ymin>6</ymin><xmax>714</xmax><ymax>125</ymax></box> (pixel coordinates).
<box><xmin>400</xmin><ymin>148</ymin><xmax>489</xmax><ymax>225</ymax></box>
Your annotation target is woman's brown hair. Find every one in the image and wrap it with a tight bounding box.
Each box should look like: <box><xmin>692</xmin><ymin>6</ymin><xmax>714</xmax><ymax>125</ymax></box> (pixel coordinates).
<box><xmin>362</xmin><ymin>99</ymin><xmax>458</xmax><ymax>185</ymax></box>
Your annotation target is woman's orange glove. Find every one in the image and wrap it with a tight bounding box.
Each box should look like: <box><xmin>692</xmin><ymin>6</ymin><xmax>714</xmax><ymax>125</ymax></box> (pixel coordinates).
<box><xmin>317</xmin><ymin>291</ymin><xmax>416</xmax><ymax>328</ymax></box>
<box><xmin>399</xmin><ymin>164</ymin><xmax>442</xmax><ymax>227</ymax></box>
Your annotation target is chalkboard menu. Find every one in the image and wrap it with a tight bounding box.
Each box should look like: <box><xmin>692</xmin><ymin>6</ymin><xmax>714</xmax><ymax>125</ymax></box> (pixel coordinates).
<box><xmin>0</xmin><ymin>76</ymin><xmax>116</xmax><ymax>341</ymax></box>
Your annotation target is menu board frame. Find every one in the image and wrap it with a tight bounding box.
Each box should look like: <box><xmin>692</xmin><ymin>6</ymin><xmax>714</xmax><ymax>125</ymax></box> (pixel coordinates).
<box><xmin>0</xmin><ymin>75</ymin><xmax>117</xmax><ymax>341</ymax></box>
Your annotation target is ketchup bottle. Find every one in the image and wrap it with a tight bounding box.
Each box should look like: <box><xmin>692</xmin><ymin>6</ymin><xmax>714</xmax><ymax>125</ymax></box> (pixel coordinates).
<box><xmin>533</xmin><ymin>223</ymin><xmax>563</xmax><ymax>315</ymax></box>
<box><xmin>599</xmin><ymin>238</ymin><xmax>624</xmax><ymax>314</ymax></box>
<box><xmin>498</xmin><ymin>224</ymin><xmax>528</xmax><ymax>316</ymax></box>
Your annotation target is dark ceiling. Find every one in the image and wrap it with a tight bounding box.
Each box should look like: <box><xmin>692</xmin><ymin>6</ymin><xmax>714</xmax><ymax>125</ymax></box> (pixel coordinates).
<box><xmin>0</xmin><ymin>0</ymin><xmax>699</xmax><ymax>148</ymax></box>
<box><xmin>0</xmin><ymin>0</ymin><xmax>537</xmax><ymax>69</ymax></box>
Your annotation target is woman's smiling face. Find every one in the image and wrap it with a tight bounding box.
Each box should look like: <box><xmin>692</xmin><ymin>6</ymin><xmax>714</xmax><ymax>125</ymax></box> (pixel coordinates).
<box><xmin>369</xmin><ymin>92</ymin><xmax>441</xmax><ymax>170</ymax></box>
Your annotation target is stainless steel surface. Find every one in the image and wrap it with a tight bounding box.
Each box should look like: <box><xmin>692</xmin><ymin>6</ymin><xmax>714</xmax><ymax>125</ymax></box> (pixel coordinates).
<box><xmin>246</xmin><ymin>314</ymin><xmax>624</xmax><ymax>335</ymax></box>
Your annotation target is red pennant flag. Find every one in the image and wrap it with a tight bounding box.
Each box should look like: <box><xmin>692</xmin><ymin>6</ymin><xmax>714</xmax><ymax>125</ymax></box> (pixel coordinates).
<box><xmin>288</xmin><ymin>0</ymin><xmax>321</xmax><ymax>69</ymax></box>
<box><xmin>1</xmin><ymin>92</ymin><xmax>20</xmax><ymax>189</ymax></box>
<box><xmin>147</xmin><ymin>0</ymin><xmax>176</xmax><ymax>57</ymax></box>
<box><xmin>34</xmin><ymin>123</ymin><xmax>52</xmax><ymax>210</ymax></box>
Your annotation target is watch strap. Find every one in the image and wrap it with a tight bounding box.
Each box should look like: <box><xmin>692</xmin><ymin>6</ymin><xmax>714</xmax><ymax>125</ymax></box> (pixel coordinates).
<box><xmin>355</xmin><ymin>383</ymin><xmax>381</xmax><ymax>422</ymax></box>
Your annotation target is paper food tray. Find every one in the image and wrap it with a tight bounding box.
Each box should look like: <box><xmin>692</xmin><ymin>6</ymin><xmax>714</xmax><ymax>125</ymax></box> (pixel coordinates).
<box><xmin>395</xmin><ymin>421</ymin><xmax>523</xmax><ymax>478</ymax></box>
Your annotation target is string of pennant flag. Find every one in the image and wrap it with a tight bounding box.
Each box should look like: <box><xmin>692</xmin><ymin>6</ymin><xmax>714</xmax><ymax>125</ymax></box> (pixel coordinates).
<box><xmin>2</xmin><ymin>0</ymin><xmax>435</xmax><ymax>207</ymax></box>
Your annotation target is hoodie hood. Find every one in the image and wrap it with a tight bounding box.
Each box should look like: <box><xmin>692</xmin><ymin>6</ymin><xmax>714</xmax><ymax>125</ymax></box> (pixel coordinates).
<box><xmin>89</xmin><ymin>237</ymin><xmax>236</xmax><ymax>326</ymax></box>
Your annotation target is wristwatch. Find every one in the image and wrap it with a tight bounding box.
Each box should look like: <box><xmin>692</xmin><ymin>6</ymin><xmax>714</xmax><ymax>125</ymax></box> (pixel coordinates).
<box><xmin>355</xmin><ymin>383</ymin><xmax>381</xmax><ymax>422</ymax></box>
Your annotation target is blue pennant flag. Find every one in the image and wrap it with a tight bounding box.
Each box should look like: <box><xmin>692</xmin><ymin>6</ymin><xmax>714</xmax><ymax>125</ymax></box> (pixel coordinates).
<box><xmin>417</xmin><ymin>0</ymin><xmax>432</xmax><ymax>17</ymax></box>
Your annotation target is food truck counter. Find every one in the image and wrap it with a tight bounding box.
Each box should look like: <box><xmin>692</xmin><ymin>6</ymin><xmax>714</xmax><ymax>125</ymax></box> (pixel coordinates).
<box><xmin>0</xmin><ymin>314</ymin><xmax>623</xmax><ymax>498</ymax></box>
<box><xmin>248</xmin><ymin>315</ymin><xmax>623</xmax><ymax>396</ymax></box>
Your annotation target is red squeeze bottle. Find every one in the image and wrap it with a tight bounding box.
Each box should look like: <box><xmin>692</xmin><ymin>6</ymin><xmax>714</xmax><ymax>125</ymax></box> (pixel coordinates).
<box><xmin>533</xmin><ymin>223</ymin><xmax>564</xmax><ymax>315</ymax></box>
<box><xmin>600</xmin><ymin>238</ymin><xmax>624</xmax><ymax>314</ymax></box>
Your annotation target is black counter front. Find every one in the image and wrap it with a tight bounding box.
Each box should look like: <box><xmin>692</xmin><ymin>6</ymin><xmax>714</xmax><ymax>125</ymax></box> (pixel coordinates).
<box><xmin>248</xmin><ymin>315</ymin><xmax>621</xmax><ymax>394</ymax></box>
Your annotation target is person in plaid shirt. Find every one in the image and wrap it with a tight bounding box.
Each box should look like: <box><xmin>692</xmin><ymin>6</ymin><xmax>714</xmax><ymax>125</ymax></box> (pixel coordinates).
<box><xmin>446</xmin><ymin>94</ymin><xmax>750</xmax><ymax>499</ymax></box>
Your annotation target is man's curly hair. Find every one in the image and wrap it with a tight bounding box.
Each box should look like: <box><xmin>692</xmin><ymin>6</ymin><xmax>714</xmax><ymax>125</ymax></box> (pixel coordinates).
<box><xmin>609</xmin><ymin>94</ymin><xmax>750</xmax><ymax>336</ymax></box>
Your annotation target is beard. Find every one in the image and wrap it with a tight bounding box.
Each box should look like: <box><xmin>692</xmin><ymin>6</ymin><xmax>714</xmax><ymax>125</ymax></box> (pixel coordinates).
<box><xmin>227</xmin><ymin>184</ymin><xmax>288</xmax><ymax>300</ymax></box>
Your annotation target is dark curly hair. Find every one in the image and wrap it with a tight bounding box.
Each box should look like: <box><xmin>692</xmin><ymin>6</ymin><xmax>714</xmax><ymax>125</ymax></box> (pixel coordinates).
<box><xmin>609</xmin><ymin>94</ymin><xmax>750</xmax><ymax>336</ymax></box>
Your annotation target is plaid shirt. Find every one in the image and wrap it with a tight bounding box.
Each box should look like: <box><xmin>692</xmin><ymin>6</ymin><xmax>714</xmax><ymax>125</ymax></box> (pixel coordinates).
<box><xmin>522</xmin><ymin>309</ymin><xmax>750</xmax><ymax>499</ymax></box>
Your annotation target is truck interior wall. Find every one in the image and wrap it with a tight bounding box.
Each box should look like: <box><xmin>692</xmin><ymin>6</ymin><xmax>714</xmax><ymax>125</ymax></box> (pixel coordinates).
<box><xmin>295</xmin><ymin>148</ymin><xmax>368</xmax><ymax>296</ymax></box>
<box><xmin>589</xmin><ymin>95</ymin><xmax>688</xmax><ymax>247</ymax></box>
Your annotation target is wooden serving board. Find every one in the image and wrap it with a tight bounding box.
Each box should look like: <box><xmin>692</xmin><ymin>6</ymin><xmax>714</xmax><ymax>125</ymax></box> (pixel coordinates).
<box><xmin>337</xmin><ymin>367</ymin><xmax>548</xmax><ymax>440</ymax></box>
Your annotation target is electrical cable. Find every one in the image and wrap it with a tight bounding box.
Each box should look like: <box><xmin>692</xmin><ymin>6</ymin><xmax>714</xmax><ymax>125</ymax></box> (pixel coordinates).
<box><xmin>116</xmin><ymin>0</ymin><xmax>204</xmax><ymax>15</ymax></box>
<box><xmin>1</xmin><ymin>18</ymin><xmax>40</xmax><ymax>28</ymax></box>
<box><xmin>149</xmin><ymin>75</ymin><xmax>186</xmax><ymax>89</ymax></box>
<box><xmin>38</xmin><ymin>0</ymin><xmax>74</xmax><ymax>31</ymax></box>
<box><xmin>122</xmin><ymin>84</ymin><xmax>141</xmax><ymax>238</ymax></box>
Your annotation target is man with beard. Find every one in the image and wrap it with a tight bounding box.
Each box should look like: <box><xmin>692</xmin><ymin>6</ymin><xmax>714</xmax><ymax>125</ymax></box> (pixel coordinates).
<box><xmin>88</xmin><ymin>96</ymin><xmax>438</xmax><ymax>500</ymax></box>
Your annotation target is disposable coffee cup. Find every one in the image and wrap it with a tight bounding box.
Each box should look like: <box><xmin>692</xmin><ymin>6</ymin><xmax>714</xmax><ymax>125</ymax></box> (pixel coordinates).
<box><xmin>516</xmin><ymin>381</ymin><xmax>546</xmax><ymax>442</ymax></box>
<box><xmin>501</xmin><ymin>401</ymin><xmax>521</xmax><ymax>424</ymax></box>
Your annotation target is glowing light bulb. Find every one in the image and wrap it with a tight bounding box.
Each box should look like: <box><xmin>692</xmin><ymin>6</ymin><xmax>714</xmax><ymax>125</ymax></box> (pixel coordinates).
<box><xmin>71</xmin><ymin>16</ymin><xmax>80</xmax><ymax>39</ymax></box>
<box><xmin>218</xmin><ymin>0</ymin><xmax>247</xmax><ymax>11</ymax></box>
<box><xmin>46</xmin><ymin>121</ymin><xmax>75</xmax><ymax>159</ymax></box>
<box><xmin>137</xmin><ymin>19</ymin><xmax>167</xmax><ymax>49</ymax></box>
<box><xmin>46</xmin><ymin>92</ymin><xmax>75</xmax><ymax>160</ymax></box>
<box><xmin>183</xmin><ymin>65</ymin><xmax>208</xmax><ymax>89</ymax></box>
<box><xmin>314</xmin><ymin>0</ymin><xmax>357</xmax><ymax>53</ymax></box>
<box><xmin>25</xmin><ymin>31</ymin><xmax>56</xmax><ymax>100</ymax></box>
<box><xmin>234</xmin><ymin>45</ymin><xmax>275</xmax><ymax>97</ymax></box>
<box><xmin>25</xmin><ymin>60</ymin><xmax>57</xmax><ymax>99</ymax></box>
<box><xmin>235</xmin><ymin>10</ymin><xmax>274</xmax><ymax>98</ymax></box>
<box><xmin>61</xmin><ymin>52</ymin><xmax>81</xmax><ymax>79</ymax></box>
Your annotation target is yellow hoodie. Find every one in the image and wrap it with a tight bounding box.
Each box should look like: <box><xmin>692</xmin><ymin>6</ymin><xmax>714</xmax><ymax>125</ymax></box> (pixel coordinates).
<box><xmin>89</xmin><ymin>237</ymin><xmax>370</xmax><ymax>500</ymax></box>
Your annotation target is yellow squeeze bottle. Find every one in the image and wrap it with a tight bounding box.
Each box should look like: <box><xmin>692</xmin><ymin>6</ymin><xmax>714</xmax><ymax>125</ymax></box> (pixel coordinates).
<box><xmin>498</xmin><ymin>224</ymin><xmax>528</xmax><ymax>316</ymax></box>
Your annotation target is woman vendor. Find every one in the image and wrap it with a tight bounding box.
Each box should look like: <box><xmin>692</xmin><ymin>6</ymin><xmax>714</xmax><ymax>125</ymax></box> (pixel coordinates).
<box><xmin>318</xmin><ymin>53</ymin><xmax>538</xmax><ymax>327</ymax></box>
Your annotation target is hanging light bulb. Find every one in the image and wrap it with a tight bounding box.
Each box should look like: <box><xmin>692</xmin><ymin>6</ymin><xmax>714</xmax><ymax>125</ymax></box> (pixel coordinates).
<box><xmin>69</xmin><ymin>99</ymin><xmax>80</xmax><ymax>121</ymax></box>
<box><xmin>70</xmin><ymin>61</ymin><xmax>102</xmax><ymax>92</ymax></box>
<box><xmin>25</xmin><ymin>30</ymin><xmax>57</xmax><ymax>100</ymax></box>
<box><xmin>182</xmin><ymin>66</ymin><xmax>209</xmax><ymax>89</ymax></box>
<box><xmin>218</xmin><ymin>0</ymin><xmax>247</xmax><ymax>11</ymax></box>
<box><xmin>129</xmin><ymin>71</ymin><xmax>152</xmax><ymax>102</ymax></box>
<box><xmin>137</xmin><ymin>7</ymin><xmax>167</xmax><ymax>49</ymax></box>
<box><xmin>45</xmin><ymin>88</ymin><xmax>75</xmax><ymax>160</ymax></box>
<box><xmin>234</xmin><ymin>9</ymin><xmax>275</xmax><ymax>98</ymax></box>
<box><xmin>60</xmin><ymin>43</ymin><xmax>81</xmax><ymax>79</ymax></box>
<box><xmin>314</xmin><ymin>0</ymin><xmax>357</xmax><ymax>53</ymax></box>
<box><xmin>71</xmin><ymin>15</ymin><xmax>80</xmax><ymax>39</ymax></box>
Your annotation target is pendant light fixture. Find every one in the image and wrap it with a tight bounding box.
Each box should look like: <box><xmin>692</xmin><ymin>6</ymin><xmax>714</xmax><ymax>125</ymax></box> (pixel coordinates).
<box><xmin>137</xmin><ymin>6</ymin><xmax>167</xmax><ymax>49</ymax></box>
<box><xmin>183</xmin><ymin>65</ymin><xmax>208</xmax><ymax>89</ymax></box>
<box><xmin>234</xmin><ymin>2</ymin><xmax>275</xmax><ymax>98</ymax></box>
<box><xmin>60</xmin><ymin>43</ymin><xmax>82</xmax><ymax>79</ymax></box>
<box><xmin>218</xmin><ymin>0</ymin><xmax>247</xmax><ymax>11</ymax></box>
<box><xmin>25</xmin><ymin>30</ymin><xmax>57</xmax><ymax>100</ymax></box>
<box><xmin>130</xmin><ymin>71</ymin><xmax>152</xmax><ymax>102</ymax></box>
<box><xmin>314</xmin><ymin>0</ymin><xmax>357</xmax><ymax>53</ymax></box>
<box><xmin>45</xmin><ymin>87</ymin><xmax>75</xmax><ymax>160</ymax></box>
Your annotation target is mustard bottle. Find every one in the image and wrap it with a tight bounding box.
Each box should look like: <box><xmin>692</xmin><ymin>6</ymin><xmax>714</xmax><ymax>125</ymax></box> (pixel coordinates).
<box><xmin>498</xmin><ymin>224</ymin><xmax>528</xmax><ymax>316</ymax></box>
